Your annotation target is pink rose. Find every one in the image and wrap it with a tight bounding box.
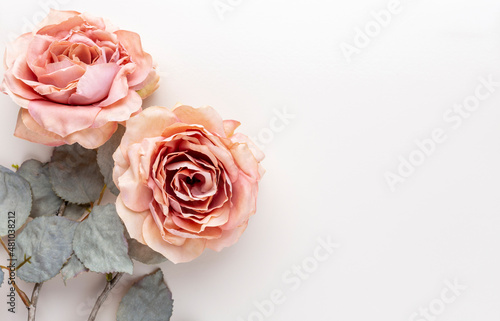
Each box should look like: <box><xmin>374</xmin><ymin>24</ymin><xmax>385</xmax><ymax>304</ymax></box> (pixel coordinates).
<box><xmin>1</xmin><ymin>9</ymin><xmax>159</xmax><ymax>148</ymax></box>
<box><xmin>113</xmin><ymin>105</ymin><xmax>265</xmax><ymax>263</ymax></box>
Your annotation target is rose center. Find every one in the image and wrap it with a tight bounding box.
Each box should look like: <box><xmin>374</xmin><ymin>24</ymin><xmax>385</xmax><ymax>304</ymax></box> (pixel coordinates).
<box><xmin>51</xmin><ymin>41</ymin><xmax>101</xmax><ymax>65</ymax></box>
<box><xmin>185</xmin><ymin>176</ymin><xmax>201</xmax><ymax>186</ymax></box>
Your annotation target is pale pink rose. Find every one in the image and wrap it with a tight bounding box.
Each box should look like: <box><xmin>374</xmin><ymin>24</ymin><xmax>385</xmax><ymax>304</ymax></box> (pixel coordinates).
<box><xmin>113</xmin><ymin>105</ymin><xmax>265</xmax><ymax>263</ymax></box>
<box><xmin>1</xmin><ymin>9</ymin><xmax>159</xmax><ymax>148</ymax></box>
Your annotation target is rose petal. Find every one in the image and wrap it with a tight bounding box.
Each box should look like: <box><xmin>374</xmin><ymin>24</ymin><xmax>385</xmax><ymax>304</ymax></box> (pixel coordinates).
<box><xmin>230</xmin><ymin>133</ymin><xmax>265</xmax><ymax>162</ymax></box>
<box><xmin>1</xmin><ymin>84</ymin><xmax>32</xmax><ymax>108</ymax></box>
<box><xmin>26</xmin><ymin>35</ymin><xmax>53</xmax><ymax>75</ymax></box>
<box><xmin>114</xmin><ymin>30</ymin><xmax>152</xmax><ymax>87</ymax></box>
<box><xmin>4</xmin><ymin>33</ymin><xmax>32</xmax><ymax>69</ymax></box>
<box><xmin>66</xmin><ymin>32</ymin><xmax>99</xmax><ymax>48</ymax></box>
<box><xmin>44</xmin><ymin>88</ymin><xmax>77</xmax><ymax>105</ymax></box>
<box><xmin>229</xmin><ymin>143</ymin><xmax>261</xmax><ymax>181</ymax></box>
<box><xmin>221</xmin><ymin>173</ymin><xmax>258</xmax><ymax>230</ymax></box>
<box><xmin>3</xmin><ymin>70</ymin><xmax>40</xmax><ymax>102</ymax></box>
<box><xmin>117</xmin><ymin>142</ymin><xmax>156</xmax><ymax>212</ymax></box>
<box><xmin>173</xmin><ymin>105</ymin><xmax>226</xmax><ymax>137</ymax></box>
<box><xmin>116</xmin><ymin>195</ymin><xmax>148</xmax><ymax>244</ymax></box>
<box><xmin>80</xmin><ymin>12</ymin><xmax>107</xmax><ymax>30</ymax></box>
<box><xmin>134</xmin><ymin>69</ymin><xmax>160</xmax><ymax>99</ymax></box>
<box><xmin>64</xmin><ymin>121</ymin><xmax>117</xmax><ymax>149</ymax></box>
<box><xmin>68</xmin><ymin>63</ymin><xmax>120</xmax><ymax>105</ymax></box>
<box><xmin>142</xmin><ymin>215</ymin><xmax>206</xmax><ymax>264</ymax></box>
<box><xmin>36</xmin><ymin>15</ymin><xmax>85</xmax><ymax>37</ymax></box>
<box><xmin>149</xmin><ymin>202</ymin><xmax>186</xmax><ymax>247</ymax></box>
<box><xmin>92</xmin><ymin>90</ymin><xmax>142</xmax><ymax>128</ymax></box>
<box><xmin>97</xmin><ymin>63</ymin><xmax>135</xmax><ymax>107</ymax></box>
<box><xmin>121</xmin><ymin>106</ymin><xmax>179</xmax><ymax>151</ymax></box>
<box><xmin>167</xmin><ymin>217</ymin><xmax>222</xmax><ymax>239</ymax></box>
<box><xmin>35</xmin><ymin>9</ymin><xmax>81</xmax><ymax>32</ymax></box>
<box><xmin>206</xmin><ymin>220</ymin><xmax>248</xmax><ymax>252</ymax></box>
<box><xmin>14</xmin><ymin>108</ymin><xmax>65</xmax><ymax>146</ymax></box>
<box><xmin>9</xmin><ymin>53</ymin><xmax>38</xmax><ymax>84</ymax></box>
<box><xmin>38</xmin><ymin>64</ymin><xmax>87</xmax><ymax>89</ymax></box>
<box><xmin>223</xmin><ymin>120</ymin><xmax>241</xmax><ymax>137</ymax></box>
<box><xmin>113</xmin><ymin>145</ymin><xmax>129</xmax><ymax>184</ymax></box>
<box><xmin>28</xmin><ymin>99</ymin><xmax>101</xmax><ymax>137</ymax></box>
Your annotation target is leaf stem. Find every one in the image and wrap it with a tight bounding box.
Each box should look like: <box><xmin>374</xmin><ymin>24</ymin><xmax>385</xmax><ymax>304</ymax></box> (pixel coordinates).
<box><xmin>16</xmin><ymin>255</ymin><xmax>32</xmax><ymax>270</ymax></box>
<box><xmin>27</xmin><ymin>283</ymin><xmax>43</xmax><ymax>321</ymax></box>
<box><xmin>57</xmin><ymin>201</ymin><xmax>67</xmax><ymax>217</ymax></box>
<box><xmin>97</xmin><ymin>184</ymin><xmax>107</xmax><ymax>206</ymax></box>
<box><xmin>88</xmin><ymin>272</ymin><xmax>124</xmax><ymax>321</ymax></box>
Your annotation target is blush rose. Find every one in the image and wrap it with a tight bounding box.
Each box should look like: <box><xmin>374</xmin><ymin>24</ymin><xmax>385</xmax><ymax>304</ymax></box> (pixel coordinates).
<box><xmin>113</xmin><ymin>105</ymin><xmax>264</xmax><ymax>263</ymax></box>
<box><xmin>1</xmin><ymin>9</ymin><xmax>159</xmax><ymax>148</ymax></box>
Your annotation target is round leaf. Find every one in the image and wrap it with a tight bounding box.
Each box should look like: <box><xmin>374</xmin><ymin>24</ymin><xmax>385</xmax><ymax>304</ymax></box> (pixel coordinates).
<box><xmin>15</xmin><ymin>216</ymin><xmax>78</xmax><ymax>283</ymax></box>
<box><xmin>117</xmin><ymin>269</ymin><xmax>173</xmax><ymax>321</ymax></box>
<box><xmin>18</xmin><ymin>159</ymin><xmax>61</xmax><ymax>218</ymax></box>
<box><xmin>63</xmin><ymin>203</ymin><xmax>89</xmax><ymax>221</ymax></box>
<box><xmin>73</xmin><ymin>204</ymin><xmax>133</xmax><ymax>274</ymax></box>
<box><xmin>61</xmin><ymin>254</ymin><xmax>88</xmax><ymax>283</ymax></box>
<box><xmin>0</xmin><ymin>166</ymin><xmax>32</xmax><ymax>236</ymax></box>
<box><xmin>49</xmin><ymin>144</ymin><xmax>104</xmax><ymax>204</ymax></box>
<box><xmin>97</xmin><ymin>125</ymin><xmax>125</xmax><ymax>195</ymax></box>
<box><xmin>128</xmin><ymin>238</ymin><xmax>167</xmax><ymax>265</ymax></box>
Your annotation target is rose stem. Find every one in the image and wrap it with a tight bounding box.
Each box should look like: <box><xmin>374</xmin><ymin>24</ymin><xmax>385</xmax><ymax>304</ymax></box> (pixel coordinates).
<box><xmin>88</xmin><ymin>272</ymin><xmax>124</xmax><ymax>321</ymax></box>
<box><xmin>27</xmin><ymin>283</ymin><xmax>43</xmax><ymax>321</ymax></box>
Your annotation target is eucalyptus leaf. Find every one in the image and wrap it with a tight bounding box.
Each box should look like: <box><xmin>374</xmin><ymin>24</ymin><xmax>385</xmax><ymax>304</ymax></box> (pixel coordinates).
<box><xmin>73</xmin><ymin>204</ymin><xmax>133</xmax><ymax>274</ymax></box>
<box><xmin>49</xmin><ymin>144</ymin><xmax>104</xmax><ymax>204</ymax></box>
<box><xmin>97</xmin><ymin>125</ymin><xmax>125</xmax><ymax>195</ymax></box>
<box><xmin>15</xmin><ymin>216</ymin><xmax>78</xmax><ymax>283</ymax></box>
<box><xmin>61</xmin><ymin>254</ymin><xmax>88</xmax><ymax>283</ymax></box>
<box><xmin>117</xmin><ymin>269</ymin><xmax>173</xmax><ymax>321</ymax></box>
<box><xmin>0</xmin><ymin>166</ymin><xmax>32</xmax><ymax>236</ymax></box>
<box><xmin>18</xmin><ymin>159</ymin><xmax>61</xmax><ymax>218</ymax></box>
<box><xmin>128</xmin><ymin>238</ymin><xmax>167</xmax><ymax>265</ymax></box>
<box><xmin>63</xmin><ymin>203</ymin><xmax>89</xmax><ymax>221</ymax></box>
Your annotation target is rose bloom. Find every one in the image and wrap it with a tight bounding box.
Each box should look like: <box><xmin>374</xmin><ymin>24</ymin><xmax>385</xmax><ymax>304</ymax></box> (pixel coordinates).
<box><xmin>113</xmin><ymin>105</ymin><xmax>264</xmax><ymax>263</ymax></box>
<box><xmin>1</xmin><ymin>9</ymin><xmax>159</xmax><ymax>148</ymax></box>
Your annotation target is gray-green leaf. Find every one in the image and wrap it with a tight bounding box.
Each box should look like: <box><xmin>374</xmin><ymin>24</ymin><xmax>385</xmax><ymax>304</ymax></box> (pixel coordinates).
<box><xmin>0</xmin><ymin>166</ymin><xmax>32</xmax><ymax>236</ymax></box>
<box><xmin>73</xmin><ymin>204</ymin><xmax>133</xmax><ymax>274</ymax></box>
<box><xmin>63</xmin><ymin>203</ymin><xmax>89</xmax><ymax>221</ymax></box>
<box><xmin>117</xmin><ymin>269</ymin><xmax>173</xmax><ymax>321</ymax></box>
<box><xmin>97</xmin><ymin>125</ymin><xmax>125</xmax><ymax>195</ymax></box>
<box><xmin>15</xmin><ymin>216</ymin><xmax>78</xmax><ymax>283</ymax></box>
<box><xmin>18</xmin><ymin>159</ymin><xmax>61</xmax><ymax>218</ymax></box>
<box><xmin>49</xmin><ymin>144</ymin><xmax>104</xmax><ymax>204</ymax></box>
<box><xmin>61</xmin><ymin>254</ymin><xmax>88</xmax><ymax>283</ymax></box>
<box><xmin>128</xmin><ymin>238</ymin><xmax>167</xmax><ymax>265</ymax></box>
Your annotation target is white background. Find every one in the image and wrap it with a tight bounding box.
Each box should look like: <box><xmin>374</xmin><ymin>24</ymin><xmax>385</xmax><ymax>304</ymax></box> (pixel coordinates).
<box><xmin>1</xmin><ymin>0</ymin><xmax>500</xmax><ymax>320</ymax></box>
